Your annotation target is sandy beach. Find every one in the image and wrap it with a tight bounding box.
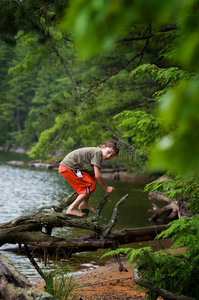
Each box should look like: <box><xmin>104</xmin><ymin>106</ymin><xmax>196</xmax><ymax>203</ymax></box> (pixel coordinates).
<box><xmin>35</xmin><ymin>260</ymin><xmax>164</xmax><ymax>299</ymax></box>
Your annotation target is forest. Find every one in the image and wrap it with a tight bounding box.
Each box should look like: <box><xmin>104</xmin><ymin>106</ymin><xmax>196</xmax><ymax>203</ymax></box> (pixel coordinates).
<box><xmin>0</xmin><ymin>0</ymin><xmax>199</xmax><ymax>299</ymax></box>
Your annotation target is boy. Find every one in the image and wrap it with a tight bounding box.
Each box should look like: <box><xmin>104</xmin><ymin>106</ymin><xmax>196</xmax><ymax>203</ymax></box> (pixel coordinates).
<box><xmin>58</xmin><ymin>139</ymin><xmax>120</xmax><ymax>217</ymax></box>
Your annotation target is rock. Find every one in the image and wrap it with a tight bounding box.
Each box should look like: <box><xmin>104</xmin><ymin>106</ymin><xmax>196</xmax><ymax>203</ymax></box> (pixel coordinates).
<box><xmin>27</xmin><ymin>160</ymin><xmax>59</xmax><ymax>169</ymax></box>
<box><xmin>27</xmin><ymin>160</ymin><xmax>41</xmax><ymax>167</ymax></box>
<box><xmin>7</xmin><ymin>161</ymin><xmax>24</xmax><ymax>166</ymax></box>
<box><xmin>102</xmin><ymin>171</ymin><xmax>152</xmax><ymax>184</ymax></box>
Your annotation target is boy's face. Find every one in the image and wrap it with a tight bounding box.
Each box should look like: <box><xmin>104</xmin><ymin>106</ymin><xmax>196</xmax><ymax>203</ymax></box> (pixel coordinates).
<box><xmin>101</xmin><ymin>146</ymin><xmax>116</xmax><ymax>160</ymax></box>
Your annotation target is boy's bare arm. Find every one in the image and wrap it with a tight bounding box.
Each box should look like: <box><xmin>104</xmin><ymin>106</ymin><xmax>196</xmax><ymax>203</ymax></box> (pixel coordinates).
<box><xmin>94</xmin><ymin>165</ymin><xmax>115</xmax><ymax>193</ymax></box>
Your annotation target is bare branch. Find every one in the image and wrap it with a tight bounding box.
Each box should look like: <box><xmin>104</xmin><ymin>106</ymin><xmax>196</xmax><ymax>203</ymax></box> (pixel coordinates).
<box><xmin>52</xmin><ymin>46</ymin><xmax>82</xmax><ymax>95</ymax></box>
<box><xmin>102</xmin><ymin>194</ymin><xmax>129</xmax><ymax>238</ymax></box>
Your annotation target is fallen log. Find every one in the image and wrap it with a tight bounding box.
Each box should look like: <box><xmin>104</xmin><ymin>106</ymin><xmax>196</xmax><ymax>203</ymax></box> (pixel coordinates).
<box><xmin>0</xmin><ymin>191</ymin><xmax>167</xmax><ymax>257</ymax></box>
<box><xmin>0</xmin><ymin>193</ymin><xmax>125</xmax><ymax>246</ymax></box>
<box><xmin>0</xmin><ymin>252</ymin><xmax>56</xmax><ymax>300</ymax></box>
<box><xmin>133</xmin><ymin>268</ymin><xmax>195</xmax><ymax>300</ymax></box>
<box><xmin>0</xmin><ymin>188</ymin><xmax>170</xmax><ymax>298</ymax></box>
<box><xmin>0</xmin><ymin>225</ymin><xmax>168</xmax><ymax>265</ymax></box>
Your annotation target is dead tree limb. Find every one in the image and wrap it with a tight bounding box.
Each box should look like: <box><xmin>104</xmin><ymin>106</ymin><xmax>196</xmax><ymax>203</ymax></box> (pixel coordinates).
<box><xmin>0</xmin><ymin>193</ymin><xmax>129</xmax><ymax>250</ymax></box>
<box><xmin>0</xmin><ymin>192</ymin><xmax>167</xmax><ymax>276</ymax></box>
<box><xmin>0</xmin><ymin>189</ymin><xmax>168</xmax><ymax>293</ymax></box>
<box><xmin>133</xmin><ymin>268</ymin><xmax>195</xmax><ymax>300</ymax></box>
<box><xmin>102</xmin><ymin>194</ymin><xmax>129</xmax><ymax>238</ymax></box>
<box><xmin>91</xmin><ymin>193</ymin><xmax>110</xmax><ymax>222</ymax></box>
<box><xmin>148</xmin><ymin>200</ymin><xmax>179</xmax><ymax>222</ymax></box>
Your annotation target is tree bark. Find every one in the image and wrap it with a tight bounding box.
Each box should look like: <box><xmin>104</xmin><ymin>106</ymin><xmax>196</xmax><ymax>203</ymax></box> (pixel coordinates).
<box><xmin>0</xmin><ymin>253</ymin><xmax>56</xmax><ymax>300</ymax></box>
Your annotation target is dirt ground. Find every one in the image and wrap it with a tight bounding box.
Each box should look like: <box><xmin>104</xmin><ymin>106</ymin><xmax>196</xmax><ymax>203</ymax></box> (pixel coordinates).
<box><xmin>35</xmin><ymin>260</ymin><xmax>163</xmax><ymax>300</ymax></box>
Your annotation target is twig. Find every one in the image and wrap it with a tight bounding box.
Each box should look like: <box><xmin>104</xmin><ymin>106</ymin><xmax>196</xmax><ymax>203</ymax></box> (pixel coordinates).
<box><xmin>24</xmin><ymin>244</ymin><xmax>47</xmax><ymax>281</ymax></box>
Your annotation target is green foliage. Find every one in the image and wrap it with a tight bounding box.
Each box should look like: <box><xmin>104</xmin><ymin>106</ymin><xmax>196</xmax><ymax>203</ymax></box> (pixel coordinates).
<box><xmin>44</xmin><ymin>255</ymin><xmax>78</xmax><ymax>300</ymax></box>
<box><xmin>150</xmin><ymin>77</ymin><xmax>199</xmax><ymax>176</ymax></box>
<box><xmin>29</xmin><ymin>113</ymin><xmax>77</xmax><ymax>159</ymax></box>
<box><xmin>130</xmin><ymin>64</ymin><xmax>192</xmax><ymax>100</ymax></box>
<box><xmin>158</xmin><ymin>215</ymin><xmax>199</xmax><ymax>250</ymax></box>
<box><xmin>102</xmin><ymin>215</ymin><xmax>199</xmax><ymax>299</ymax></box>
<box><xmin>114</xmin><ymin>110</ymin><xmax>168</xmax><ymax>148</ymax></box>
<box><xmin>76</xmin><ymin>122</ymin><xmax>110</xmax><ymax>146</ymax></box>
<box><xmin>144</xmin><ymin>174</ymin><xmax>199</xmax><ymax>213</ymax></box>
<box><xmin>59</xmin><ymin>0</ymin><xmax>199</xmax><ymax>178</ymax></box>
<box><xmin>0</xmin><ymin>0</ymin><xmax>199</xmax><ymax>178</ymax></box>
<box><xmin>60</xmin><ymin>0</ymin><xmax>196</xmax><ymax>59</ymax></box>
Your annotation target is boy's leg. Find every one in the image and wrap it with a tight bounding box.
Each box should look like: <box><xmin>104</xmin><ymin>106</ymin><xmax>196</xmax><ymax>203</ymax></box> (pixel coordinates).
<box><xmin>67</xmin><ymin>194</ymin><xmax>95</xmax><ymax>216</ymax></box>
<box><xmin>66</xmin><ymin>194</ymin><xmax>88</xmax><ymax>217</ymax></box>
<box><xmin>59</xmin><ymin>165</ymin><xmax>96</xmax><ymax>217</ymax></box>
<box><xmin>78</xmin><ymin>194</ymin><xmax>95</xmax><ymax>213</ymax></box>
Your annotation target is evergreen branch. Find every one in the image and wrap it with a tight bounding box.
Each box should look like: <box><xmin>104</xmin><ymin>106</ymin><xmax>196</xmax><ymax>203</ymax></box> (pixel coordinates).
<box><xmin>63</xmin><ymin>36</ymin><xmax>73</xmax><ymax>42</ymax></box>
<box><xmin>119</xmin><ymin>25</ymin><xmax>175</xmax><ymax>42</ymax></box>
<box><xmin>83</xmin><ymin>33</ymin><xmax>151</xmax><ymax>95</ymax></box>
<box><xmin>52</xmin><ymin>45</ymin><xmax>81</xmax><ymax>96</ymax></box>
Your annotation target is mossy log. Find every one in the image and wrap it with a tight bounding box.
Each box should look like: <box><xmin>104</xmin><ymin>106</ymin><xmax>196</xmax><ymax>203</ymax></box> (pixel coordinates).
<box><xmin>0</xmin><ymin>191</ymin><xmax>169</xmax><ymax>297</ymax></box>
<box><xmin>0</xmin><ymin>192</ymin><xmax>167</xmax><ymax>256</ymax></box>
<box><xmin>0</xmin><ymin>252</ymin><xmax>56</xmax><ymax>300</ymax></box>
<box><xmin>0</xmin><ymin>193</ymin><xmax>127</xmax><ymax>247</ymax></box>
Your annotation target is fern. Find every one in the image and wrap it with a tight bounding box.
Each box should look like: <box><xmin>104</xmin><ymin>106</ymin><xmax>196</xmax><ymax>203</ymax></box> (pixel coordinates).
<box><xmin>114</xmin><ymin>110</ymin><xmax>170</xmax><ymax>148</ymax></box>
<box><xmin>102</xmin><ymin>215</ymin><xmax>199</xmax><ymax>299</ymax></box>
<box><xmin>144</xmin><ymin>173</ymin><xmax>199</xmax><ymax>213</ymax></box>
<box><xmin>130</xmin><ymin>64</ymin><xmax>192</xmax><ymax>90</ymax></box>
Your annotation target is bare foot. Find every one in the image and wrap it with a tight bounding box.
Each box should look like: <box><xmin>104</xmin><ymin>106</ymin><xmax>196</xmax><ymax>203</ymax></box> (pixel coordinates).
<box><xmin>79</xmin><ymin>204</ymin><xmax>95</xmax><ymax>214</ymax></box>
<box><xmin>66</xmin><ymin>208</ymin><xmax>84</xmax><ymax>217</ymax></box>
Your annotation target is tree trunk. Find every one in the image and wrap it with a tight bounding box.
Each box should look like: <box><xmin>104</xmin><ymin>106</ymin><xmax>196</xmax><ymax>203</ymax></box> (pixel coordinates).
<box><xmin>0</xmin><ymin>253</ymin><xmax>56</xmax><ymax>300</ymax></box>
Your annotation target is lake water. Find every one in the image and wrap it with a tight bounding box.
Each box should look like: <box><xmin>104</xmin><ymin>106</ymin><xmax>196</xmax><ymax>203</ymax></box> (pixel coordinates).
<box><xmin>0</xmin><ymin>151</ymin><xmax>161</xmax><ymax>283</ymax></box>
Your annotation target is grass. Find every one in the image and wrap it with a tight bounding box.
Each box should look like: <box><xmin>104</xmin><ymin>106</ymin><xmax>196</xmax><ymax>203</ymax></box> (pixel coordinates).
<box><xmin>44</xmin><ymin>251</ymin><xmax>80</xmax><ymax>300</ymax></box>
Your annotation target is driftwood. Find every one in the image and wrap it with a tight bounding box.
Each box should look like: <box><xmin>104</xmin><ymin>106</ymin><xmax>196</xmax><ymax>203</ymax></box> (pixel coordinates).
<box><xmin>148</xmin><ymin>190</ymin><xmax>179</xmax><ymax>222</ymax></box>
<box><xmin>0</xmin><ymin>252</ymin><xmax>56</xmax><ymax>300</ymax></box>
<box><xmin>148</xmin><ymin>177</ymin><xmax>195</xmax><ymax>223</ymax></box>
<box><xmin>148</xmin><ymin>190</ymin><xmax>195</xmax><ymax>223</ymax></box>
<box><xmin>133</xmin><ymin>269</ymin><xmax>195</xmax><ymax>300</ymax></box>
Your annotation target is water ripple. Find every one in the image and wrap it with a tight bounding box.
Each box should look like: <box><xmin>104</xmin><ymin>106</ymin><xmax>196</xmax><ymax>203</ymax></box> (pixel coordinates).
<box><xmin>0</xmin><ymin>164</ymin><xmax>70</xmax><ymax>223</ymax></box>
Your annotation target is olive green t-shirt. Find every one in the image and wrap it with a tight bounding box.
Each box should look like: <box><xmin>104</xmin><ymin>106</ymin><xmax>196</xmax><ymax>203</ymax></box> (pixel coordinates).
<box><xmin>60</xmin><ymin>147</ymin><xmax>103</xmax><ymax>172</ymax></box>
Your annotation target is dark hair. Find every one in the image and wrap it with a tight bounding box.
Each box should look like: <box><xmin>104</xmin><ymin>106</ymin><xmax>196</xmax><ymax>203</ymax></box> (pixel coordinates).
<box><xmin>102</xmin><ymin>139</ymin><xmax>120</xmax><ymax>156</ymax></box>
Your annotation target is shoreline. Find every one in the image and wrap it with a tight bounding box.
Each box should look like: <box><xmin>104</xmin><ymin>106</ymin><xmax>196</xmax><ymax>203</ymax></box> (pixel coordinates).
<box><xmin>35</xmin><ymin>260</ymin><xmax>152</xmax><ymax>299</ymax></box>
<box><xmin>1</xmin><ymin>147</ymin><xmax>155</xmax><ymax>184</ymax></box>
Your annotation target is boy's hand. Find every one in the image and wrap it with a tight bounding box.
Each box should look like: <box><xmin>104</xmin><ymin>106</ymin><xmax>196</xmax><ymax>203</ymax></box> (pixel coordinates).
<box><xmin>106</xmin><ymin>186</ymin><xmax>115</xmax><ymax>193</ymax></box>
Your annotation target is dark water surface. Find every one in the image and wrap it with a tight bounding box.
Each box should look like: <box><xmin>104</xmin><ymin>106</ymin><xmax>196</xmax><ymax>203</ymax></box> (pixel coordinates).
<box><xmin>0</xmin><ymin>151</ymin><xmax>160</xmax><ymax>283</ymax></box>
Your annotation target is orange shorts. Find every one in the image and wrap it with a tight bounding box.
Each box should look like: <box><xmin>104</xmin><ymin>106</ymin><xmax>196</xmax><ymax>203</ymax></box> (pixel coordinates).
<box><xmin>58</xmin><ymin>164</ymin><xmax>96</xmax><ymax>195</ymax></box>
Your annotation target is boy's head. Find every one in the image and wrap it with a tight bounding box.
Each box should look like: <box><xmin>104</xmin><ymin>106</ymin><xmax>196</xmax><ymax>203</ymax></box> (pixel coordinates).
<box><xmin>101</xmin><ymin>139</ymin><xmax>120</xmax><ymax>160</ymax></box>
